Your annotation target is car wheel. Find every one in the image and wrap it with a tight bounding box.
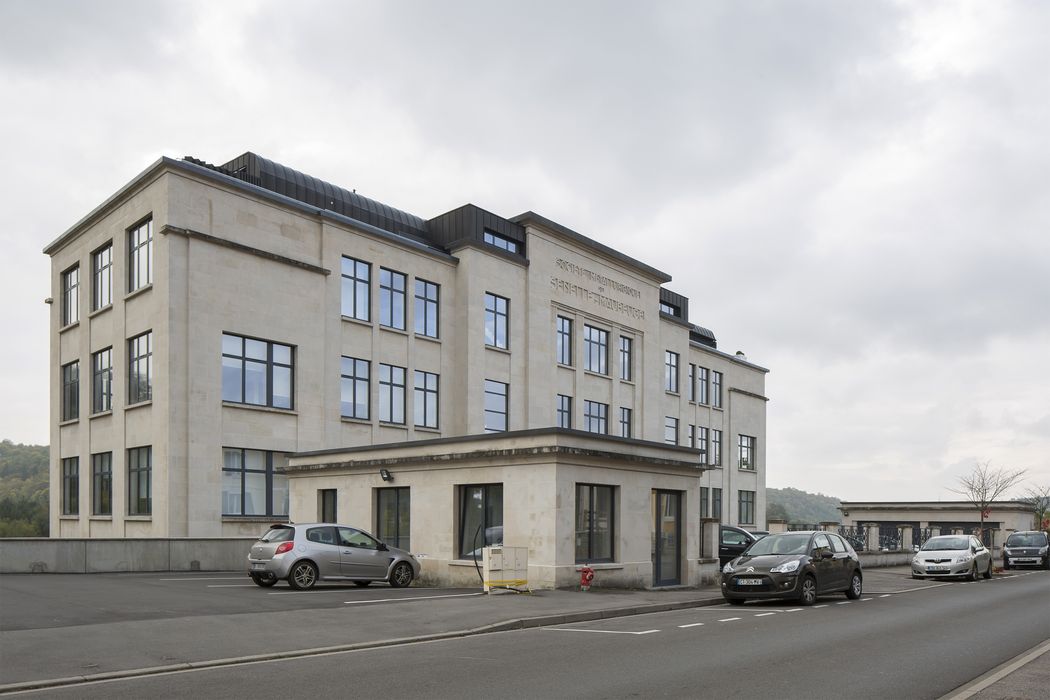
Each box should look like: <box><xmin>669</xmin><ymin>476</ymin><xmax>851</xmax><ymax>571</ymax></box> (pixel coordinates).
<box><xmin>725</xmin><ymin>598</ymin><xmax>745</xmax><ymax>606</ymax></box>
<box><xmin>288</xmin><ymin>561</ymin><xmax>318</xmax><ymax>590</ymax></box>
<box><xmin>1044</xmin><ymin>557</ymin><xmax>1050</xmax><ymax>571</ymax></box>
<box><xmin>798</xmin><ymin>575</ymin><xmax>817</xmax><ymax>606</ymax></box>
<box><xmin>967</xmin><ymin>563</ymin><xmax>978</xmax><ymax>582</ymax></box>
<box><xmin>353</xmin><ymin>580</ymin><xmax>371</xmax><ymax>587</ymax></box>
<box><xmin>845</xmin><ymin>571</ymin><xmax>862</xmax><ymax>599</ymax></box>
<box><xmin>388</xmin><ymin>562</ymin><xmax>414</xmax><ymax>588</ymax></box>
<box><xmin>250</xmin><ymin>573</ymin><xmax>277</xmax><ymax>588</ymax></box>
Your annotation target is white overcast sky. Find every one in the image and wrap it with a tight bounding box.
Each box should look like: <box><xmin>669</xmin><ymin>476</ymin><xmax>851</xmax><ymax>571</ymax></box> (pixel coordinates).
<box><xmin>1</xmin><ymin>1</ymin><xmax>1047</xmax><ymax>502</ymax></box>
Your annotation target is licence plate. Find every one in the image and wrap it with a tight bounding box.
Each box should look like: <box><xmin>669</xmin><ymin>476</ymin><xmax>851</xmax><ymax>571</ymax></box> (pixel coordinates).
<box><xmin>251</xmin><ymin>562</ymin><xmax>265</xmax><ymax>570</ymax></box>
<box><xmin>926</xmin><ymin>566</ymin><xmax>948</xmax><ymax>572</ymax></box>
<box><xmin>737</xmin><ymin>578</ymin><xmax>763</xmax><ymax>586</ymax></box>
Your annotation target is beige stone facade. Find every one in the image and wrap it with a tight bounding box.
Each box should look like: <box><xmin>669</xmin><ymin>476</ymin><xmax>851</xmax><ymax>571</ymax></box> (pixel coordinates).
<box><xmin>45</xmin><ymin>152</ymin><xmax>768</xmax><ymax>587</ymax></box>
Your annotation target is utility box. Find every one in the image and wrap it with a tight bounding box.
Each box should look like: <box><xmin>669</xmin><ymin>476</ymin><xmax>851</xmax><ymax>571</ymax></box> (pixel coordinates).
<box><xmin>482</xmin><ymin>545</ymin><xmax>529</xmax><ymax>593</ymax></box>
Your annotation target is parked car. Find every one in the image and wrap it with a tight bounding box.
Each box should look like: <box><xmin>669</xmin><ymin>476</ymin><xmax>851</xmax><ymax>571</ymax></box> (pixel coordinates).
<box><xmin>247</xmin><ymin>523</ymin><xmax>420</xmax><ymax>590</ymax></box>
<box><xmin>721</xmin><ymin>531</ymin><xmax>863</xmax><ymax>606</ymax></box>
<box><xmin>911</xmin><ymin>534</ymin><xmax>992</xmax><ymax>580</ymax></box>
<box><xmin>1002</xmin><ymin>531</ymin><xmax>1050</xmax><ymax>570</ymax></box>
<box><xmin>719</xmin><ymin>525</ymin><xmax>758</xmax><ymax>566</ymax></box>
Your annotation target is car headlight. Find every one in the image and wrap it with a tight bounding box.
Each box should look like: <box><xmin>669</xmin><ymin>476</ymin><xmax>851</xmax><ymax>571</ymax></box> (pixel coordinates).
<box><xmin>722</xmin><ymin>562</ymin><xmax>735</xmax><ymax>574</ymax></box>
<box><xmin>1040</xmin><ymin>547</ymin><xmax>1049</xmax><ymax>555</ymax></box>
<box><xmin>954</xmin><ymin>553</ymin><xmax>973</xmax><ymax>563</ymax></box>
<box><xmin>770</xmin><ymin>560</ymin><xmax>800</xmax><ymax>574</ymax></box>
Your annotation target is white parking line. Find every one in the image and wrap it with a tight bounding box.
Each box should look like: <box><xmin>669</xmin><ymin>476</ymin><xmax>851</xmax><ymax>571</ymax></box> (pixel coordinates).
<box><xmin>547</xmin><ymin>628</ymin><xmax>660</xmax><ymax>635</ymax></box>
<box><xmin>861</xmin><ymin>598</ymin><xmax>872</xmax><ymax>601</ymax></box>
<box><xmin>158</xmin><ymin>577</ymin><xmax>247</xmax><ymax>581</ymax></box>
<box><xmin>343</xmin><ymin>592</ymin><xmax>485</xmax><ymax>605</ymax></box>
<box><xmin>207</xmin><ymin>584</ymin><xmax>257</xmax><ymax>588</ymax></box>
<box><xmin>880</xmin><ymin>594</ymin><xmax>891</xmax><ymax>598</ymax></box>
<box><xmin>678</xmin><ymin>622</ymin><xmax>705</xmax><ymax>628</ymax></box>
<box><xmin>836</xmin><ymin>601</ymin><xmax>850</xmax><ymax>605</ymax></box>
<box><xmin>784</xmin><ymin>608</ymin><xmax>802</xmax><ymax>612</ymax></box>
<box><xmin>814</xmin><ymin>604</ymin><xmax>828</xmax><ymax>609</ymax></box>
<box><xmin>718</xmin><ymin>617</ymin><xmax>741</xmax><ymax>622</ymax></box>
<box><xmin>754</xmin><ymin>612</ymin><xmax>776</xmax><ymax>617</ymax></box>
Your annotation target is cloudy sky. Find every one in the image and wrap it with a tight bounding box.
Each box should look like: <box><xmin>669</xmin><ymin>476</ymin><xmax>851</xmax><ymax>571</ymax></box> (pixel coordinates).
<box><xmin>2</xmin><ymin>0</ymin><xmax>1046</xmax><ymax>502</ymax></box>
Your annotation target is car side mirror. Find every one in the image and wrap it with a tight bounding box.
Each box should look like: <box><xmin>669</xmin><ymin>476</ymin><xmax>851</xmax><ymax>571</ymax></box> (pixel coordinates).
<box><xmin>820</xmin><ymin>550</ymin><xmax>834</xmax><ymax>559</ymax></box>
<box><xmin>377</xmin><ymin>542</ymin><xmax>388</xmax><ymax>551</ymax></box>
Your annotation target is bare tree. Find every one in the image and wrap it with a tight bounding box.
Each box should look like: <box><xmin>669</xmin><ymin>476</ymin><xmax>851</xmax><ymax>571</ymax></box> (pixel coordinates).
<box><xmin>948</xmin><ymin>461</ymin><xmax>1027</xmax><ymax>542</ymax></box>
<box><xmin>1019</xmin><ymin>484</ymin><xmax>1050</xmax><ymax>531</ymax></box>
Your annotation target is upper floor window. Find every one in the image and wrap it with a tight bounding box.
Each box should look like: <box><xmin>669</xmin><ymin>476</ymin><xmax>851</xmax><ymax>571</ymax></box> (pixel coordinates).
<box><xmin>556</xmin><ymin>394</ymin><xmax>572</xmax><ymax>428</ymax></box>
<box><xmin>127</xmin><ymin>218</ymin><xmax>153</xmax><ymax>293</ymax></box>
<box><xmin>556</xmin><ymin>316</ymin><xmax>573</xmax><ymax>366</ymax></box>
<box><xmin>711</xmin><ymin>429</ymin><xmax>723</xmax><ymax>466</ymax></box>
<box><xmin>712</xmin><ymin>370</ymin><xmax>723</xmax><ymax>408</ymax></box>
<box><xmin>61</xmin><ymin>457</ymin><xmax>78</xmax><ymax>515</ymax></box>
<box><xmin>583</xmin><ymin>400</ymin><xmax>607</xmax><ymax>435</ymax></box>
<box><xmin>583</xmin><ymin>325</ymin><xmax>608</xmax><ymax>374</ymax></box>
<box><xmin>738</xmin><ymin>435</ymin><xmax>756</xmax><ymax>470</ymax></box>
<box><xmin>739</xmin><ymin>490</ymin><xmax>756</xmax><ymax>525</ymax></box>
<box><xmin>379</xmin><ymin>268</ymin><xmax>407</xmax><ymax>330</ymax></box>
<box><xmin>619</xmin><ymin>407</ymin><xmax>632</xmax><ymax>438</ymax></box>
<box><xmin>91</xmin><ymin>348</ymin><xmax>112</xmax><ymax>414</ymax></box>
<box><xmin>664</xmin><ymin>416</ymin><xmax>678</xmax><ymax>445</ymax></box>
<box><xmin>659</xmin><ymin>301</ymin><xmax>679</xmax><ymax>317</ymax></box>
<box><xmin>221</xmin><ymin>333</ymin><xmax>293</xmax><ymax>409</ymax></box>
<box><xmin>340</xmin><ymin>356</ymin><xmax>369</xmax><ymax>420</ymax></box>
<box><xmin>484</xmin><ymin>293</ymin><xmax>509</xmax><ymax>349</ymax></box>
<box><xmin>222</xmin><ymin>448</ymin><xmax>289</xmax><ymax>517</ymax></box>
<box><xmin>697</xmin><ymin>366</ymin><xmax>709</xmax><ymax>405</ymax></box>
<box><xmin>61</xmin><ymin>360</ymin><xmax>79</xmax><ymax>421</ymax></box>
<box><xmin>619</xmin><ymin>337</ymin><xmax>633</xmax><ymax>381</ymax></box>
<box><xmin>697</xmin><ymin>426</ymin><xmax>709</xmax><ymax>461</ymax></box>
<box><xmin>414</xmin><ymin>279</ymin><xmax>439</xmax><ymax>338</ymax></box>
<box><xmin>341</xmin><ymin>256</ymin><xmax>371</xmax><ymax>321</ymax></box>
<box><xmin>61</xmin><ymin>264</ymin><xmax>79</xmax><ymax>326</ymax></box>
<box><xmin>92</xmin><ymin>243</ymin><xmax>112</xmax><ymax>311</ymax></box>
<box><xmin>688</xmin><ymin>365</ymin><xmax>695</xmax><ymax>402</ymax></box>
<box><xmin>484</xmin><ymin>379</ymin><xmax>508</xmax><ymax>433</ymax></box>
<box><xmin>127</xmin><ymin>445</ymin><xmax>152</xmax><ymax>516</ymax></box>
<box><xmin>378</xmin><ymin>363</ymin><xmax>406</xmax><ymax>424</ymax></box>
<box><xmin>414</xmin><ymin>370</ymin><xmax>439</xmax><ymax>429</ymax></box>
<box><xmin>128</xmin><ymin>331</ymin><xmax>153</xmax><ymax>404</ymax></box>
<box><xmin>664</xmin><ymin>351</ymin><xmax>679</xmax><ymax>393</ymax></box>
<box><xmin>483</xmin><ymin>230</ymin><xmax>519</xmax><ymax>254</ymax></box>
<box><xmin>687</xmin><ymin>424</ymin><xmax>695</xmax><ymax>448</ymax></box>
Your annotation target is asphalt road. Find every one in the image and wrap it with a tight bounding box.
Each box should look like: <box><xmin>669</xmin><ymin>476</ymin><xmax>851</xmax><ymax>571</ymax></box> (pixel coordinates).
<box><xmin>8</xmin><ymin>570</ymin><xmax>1047</xmax><ymax>699</ymax></box>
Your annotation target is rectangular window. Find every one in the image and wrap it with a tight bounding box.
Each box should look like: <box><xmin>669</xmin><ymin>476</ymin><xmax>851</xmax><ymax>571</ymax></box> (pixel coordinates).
<box><xmin>711</xmin><ymin>429</ymin><xmax>722</xmax><ymax>466</ymax></box>
<box><xmin>128</xmin><ymin>331</ymin><xmax>153</xmax><ymax>404</ymax></box>
<box><xmin>556</xmin><ymin>394</ymin><xmax>572</xmax><ymax>429</ymax></box>
<box><xmin>739</xmin><ymin>490</ymin><xmax>756</xmax><ymax>525</ymax></box>
<box><xmin>92</xmin><ymin>243</ymin><xmax>112</xmax><ymax>311</ymax></box>
<box><xmin>222</xmin><ymin>448</ymin><xmax>289</xmax><ymax>517</ymax></box>
<box><xmin>687</xmin><ymin>424</ymin><xmax>695</xmax><ymax>449</ymax></box>
<box><xmin>712</xmin><ymin>370</ymin><xmax>723</xmax><ymax>408</ymax></box>
<box><xmin>483</xmin><ymin>230</ymin><xmax>520</xmax><ymax>254</ymax></box>
<box><xmin>221</xmin><ymin>333</ymin><xmax>294</xmax><ymax>409</ymax></box>
<box><xmin>738</xmin><ymin>435</ymin><xmax>756</xmax><ymax>470</ymax></box>
<box><xmin>61</xmin><ymin>457</ymin><xmax>78</xmax><ymax>515</ymax></box>
<box><xmin>619</xmin><ymin>407</ymin><xmax>632</xmax><ymax>438</ymax></box>
<box><xmin>688</xmin><ymin>364</ymin><xmax>696</xmax><ymax>402</ymax></box>
<box><xmin>341</xmin><ymin>256</ymin><xmax>371</xmax><ymax>321</ymax></box>
<box><xmin>619</xmin><ymin>337</ymin><xmax>633</xmax><ymax>381</ymax></box>
<box><xmin>459</xmin><ymin>483</ymin><xmax>503</xmax><ymax>558</ymax></box>
<box><xmin>576</xmin><ymin>484</ymin><xmax>615</xmax><ymax>563</ymax></box>
<box><xmin>319</xmin><ymin>489</ymin><xmax>337</xmax><ymax>522</ymax></box>
<box><xmin>340</xmin><ymin>356</ymin><xmax>369</xmax><ymax>420</ymax></box>
<box><xmin>665</xmin><ymin>351</ymin><xmax>679</xmax><ymax>393</ymax></box>
<box><xmin>127</xmin><ymin>446</ymin><xmax>152</xmax><ymax>516</ymax></box>
<box><xmin>414</xmin><ymin>279</ymin><xmax>439</xmax><ymax>338</ymax></box>
<box><xmin>484</xmin><ymin>380</ymin><xmax>508</xmax><ymax>433</ymax></box>
<box><xmin>379</xmin><ymin>268</ymin><xmax>407</xmax><ymax>330</ymax></box>
<box><xmin>378</xmin><ymin>364</ymin><xmax>406</xmax><ymax>424</ymax></box>
<box><xmin>556</xmin><ymin>316</ymin><xmax>573</xmax><ymax>366</ymax></box>
<box><xmin>92</xmin><ymin>452</ymin><xmax>112</xmax><ymax>516</ymax></box>
<box><xmin>484</xmin><ymin>293</ymin><xmax>509</xmax><ymax>349</ymax></box>
<box><xmin>700</xmin><ymin>486</ymin><xmax>710</xmax><ymax>519</ymax></box>
<box><xmin>61</xmin><ymin>264</ymin><xmax>79</xmax><ymax>326</ymax></box>
<box><xmin>697</xmin><ymin>426</ymin><xmax>709</xmax><ymax>462</ymax></box>
<box><xmin>91</xmin><ymin>348</ymin><xmax>112</xmax><ymax>413</ymax></box>
<box><xmin>583</xmin><ymin>325</ymin><xmax>608</xmax><ymax>374</ymax></box>
<box><xmin>659</xmin><ymin>301</ymin><xmax>678</xmax><ymax>316</ymax></box>
<box><xmin>61</xmin><ymin>360</ymin><xmax>79</xmax><ymax>421</ymax></box>
<box><xmin>376</xmin><ymin>487</ymin><xmax>411</xmax><ymax>551</ymax></box>
<box><xmin>697</xmin><ymin>367</ymin><xmax>709</xmax><ymax>405</ymax></box>
<box><xmin>127</xmin><ymin>218</ymin><xmax>153</xmax><ymax>292</ymax></box>
<box><xmin>712</xmin><ymin>487</ymin><xmax>723</xmax><ymax>521</ymax></box>
<box><xmin>664</xmin><ymin>416</ymin><xmax>678</xmax><ymax>445</ymax></box>
<box><xmin>583</xmin><ymin>400</ymin><xmax>608</xmax><ymax>434</ymax></box>
<box><xmin>414</xmin><ymin>370</ymin><xmax>439</xmax><ymax>429</ymax></box>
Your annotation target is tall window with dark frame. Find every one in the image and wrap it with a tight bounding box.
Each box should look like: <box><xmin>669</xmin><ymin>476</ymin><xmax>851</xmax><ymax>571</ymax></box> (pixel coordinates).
<box><xmin>128</xmin><ymin>331</ymin><xmax>153</xmax><ymax>404</ymax></box>
<box><xmin>556</xmin><ymin>394</ymin><xmax>572</xmax><ymax>429</ymax></box>
<box><xmin>583</xmin><ymin>325</ymin><xmax>608</xmax><ymax>374</ymax></box>
<box><xmin>127</xmin><ymin>446</ymin><xmax>151</xmax><ymax>516</ymax></box>
<box><xmin>61</xmin><ymin>360</ymin><xmax>79</xmax><ymax>421</ymax></box>
<box><xmin>378</xmin><ymin>364</ymin><xmax>406</xmax><ymax>424</ymax></box>
<box><xmin>664</xmin><ymin>351</ymin><xmax>679</xmax><ymax>393</ymax></box>
<box><xmin>221</xmin><ymin>333</ymin><xmax>293</xmax><ymax>409</ymax></box>
<box><xmin>664</xmin><ymin>416</ymin><xmax>679</xmax><ymax>445</ymax></box>
<box><xmin>687</xmin><ymin>424</ymin><xmax>695</xmax><ymax>449</ymax></box>
<box><xmin>340</xmin><ymin>356</ymin><xmax>369</xmax><ymax>420</ymax></box>
<box><xmin>619</xmin><ymin>336</ymin><xmax>633</xmax><ymax>381</ymax></box>
<box><xmin>92</xmin><ymin>243</ymin><xmax>112</xmax><ymax>311</ymax></box>
<box><xmin>711</xmin><ymin>429</ymin><xmax>722</xmax><ymax>466</ymax></box>
<box><xmin>222</xmin><ymin>448</ymin><xmax>289</xmax><ymax>517</ymax></box>
<box><xmin>555</xmin><ymin>316</ymin><xmax>573</xmax><ymax>366</ymax></box>
<box><xmin>697</xmin><ymin>366</ymin><xmax>709</xmax><ymax>404</ymax></box>
<box><xmin>700</xmin><ymin>486</ymin><xmax>710</xmax><ymax>518</ymax></box>
<box><xmin>712</xmin><ymin>487</ymin><xmax>723</xmax><ymax>521</ymax></box>
<box><xmin>738</xmin><ymin>435</ymin><xmax>756</xmax><ymax>470</ymax></box>
<box><xmin>61</xmin><ymin>264</ymin><xmax>79</xmax><ymax>326</ymax></box>
<box><xmin>697</xmin><ymin>426</ymin><xmax>709</xmax><ymax>462</ymax></box>
<box><xmin>619</xmin><ymin>407</ymin><xmax>632</xmax><ymax>438</ymax></box>
<box><xmin>376</xmin><ymin>487</ymin><xmax>410</xmax><ymax>551</ymax></box>
<box><xmin>583</xmin><ymin>400</ymin><xmax>607</xmax><ymax>435</ymax></box>
<box><xmin>414</xmin><ymin>279</ymin><xmax>439</xmax><ymax>338</ymax></box>
<box><xmin>127</xmin><ymin>218</ymin><xmax>153</xmax><ymax>293</ymax></box>
<box><xmin>484</xmin><ymin>293</ymin><xmax>509</xmax><ymax>349</ymax></box>
<box><xmin>483</xmin><ymin>230</ymin><xmax>519</xmax><ymax>253</ymax></box>
<box><xmin>91</xmin><ymin>348</ymin><xmax>112</xmax><ymax>414</ymax></box>
<box><xmin>576</xmin><ymin>484</ymin><xmax>615</xmax><ymax>563</ymax></box>
<box><xmin>484</xmin><ymin>380</ymin><xmax>508</xmax><ymax>433</ymax></box>
<box><xmin>379</xmin><ymin>268</ymin><xmax>407</xmax><ymax>330</ymax></box>
<box><xmin>712</xmin><ymin>370</ymin><xmax>723</xmax><ymax>408</ymax></box>
<box><xmin>459</xmin><ymin>484</ymin><xmax>503</xmax><ymax>559</ymax></box>
<box><xmin>61</xmin><ymin>457</ymin><xmax>78</xmax><ymax>515</ymax></box>
<box><xmin>414</xmin><ymin>370</ymin><xmax>439</xmax><ymax>429</ymax></box>
<box><xmin>341</xmin><ymin>256</ymin><xmax>371</xmax><ymax>321</ymax></box>
<box><xmin>92</xmin><ymin>452</ymin><xmax>112</xmax><ymax>516</ymax></box>
<box><xmin>688</xmin><ymin>364</ymin><xmax>696</xmax><ymax>402</ymax></box>
<box><xmin>739</xmin><ymin>490</ymin><xmax>756</xmax><ymax>525</ymax></box>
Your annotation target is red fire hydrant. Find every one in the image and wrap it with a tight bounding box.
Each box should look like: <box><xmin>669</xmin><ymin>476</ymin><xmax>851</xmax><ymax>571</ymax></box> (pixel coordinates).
<box><xmin>579</xmin><ymin>566</ymin><xmax>595</xmax><ymax>591</ymax></box>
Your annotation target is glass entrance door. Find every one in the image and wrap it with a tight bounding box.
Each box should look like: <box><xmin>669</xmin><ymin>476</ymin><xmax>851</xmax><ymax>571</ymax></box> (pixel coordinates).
<box><xmin>653</xmin><ymin>490</ymin><xmax>682</xmax><ymax>586</ymax></box>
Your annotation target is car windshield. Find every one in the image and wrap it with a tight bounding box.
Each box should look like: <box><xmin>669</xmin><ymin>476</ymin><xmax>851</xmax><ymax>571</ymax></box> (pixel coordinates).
<box><xmin>921</xmin><ymin>537</ymin><xmax>969</xmax><ymax>551</ymax></box>
<box><xmin>260</xmin><ymin>527</ymin><xmax>294</xmax><ymax>543</ymax></box>
<box><xmin>1006</xmin><ymin>534</ymin><xmax>1047</xmax><ymax>547</ymax></box>
<box><xmin>744</xmin><ymin>533</ymin><xmax>811</xmax><ymax>556</ymax></box>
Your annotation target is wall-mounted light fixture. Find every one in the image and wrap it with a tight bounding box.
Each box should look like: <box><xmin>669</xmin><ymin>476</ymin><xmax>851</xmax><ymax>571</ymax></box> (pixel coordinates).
<box><xmin>380</xmin><ymin>469</ymin><xmax>393</xmax><ymax>482</ymax></box>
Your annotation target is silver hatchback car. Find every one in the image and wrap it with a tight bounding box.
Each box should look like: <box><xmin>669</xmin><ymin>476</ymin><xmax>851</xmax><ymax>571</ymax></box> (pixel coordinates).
<box><xmin>912</xmin><ymin>534</ymin><xmax>992</xmax><ymax>580</ymax></box>
<box><xmin>248</xmin><ymin>523</ymin><xmax>420</xmax><ymax>590</ymax></box>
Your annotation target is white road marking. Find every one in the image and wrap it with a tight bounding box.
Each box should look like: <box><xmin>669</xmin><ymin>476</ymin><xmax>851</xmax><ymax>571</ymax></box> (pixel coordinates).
<box><xmin>880</xmin><ymin>594</ymin><xmax>891</xmax><ymax>598</ymax></box>
<box><xmin>718</xmin><ymin>617</ymin><xmax>741</xmax><ymax>622</ymax></box>
<box><xmin>547</xmin><ymin>628</ymin><xmax>660</xmax><ymax>635</ymax></box>
<box><xmin>861</xmin><ymin>598</ymin><xmax>872</xmax><ymax>601</ymax></box>
<box><xmin>343</xmin><ymin>592</ymin><xmax>485</xmax><ymax>605</ymax></box>
<box><xmin>813</xmin><ymin>604</ymin><xmax>829</xmax><ymax>609</ymax></box>
<box><xmin>754</xmin><ymin>612</ymin><xmax>776</xmax><ymax>617</ymax></box>
<box><xmin>678</xmin><ymin>622</ymin><xmax>705</xmax><ymax>628</ymax></box>
<box><xmin>893</xmin><ymin>582</ymin><xmax>954</xmax><ymax>594</ymax></box>
<box><xmin>207</xmin><ymin>584</ymin><xmax>257</xmax><ymax>588</ymax></box>
<box><xmin>836</xmin><ymin>601</ymin><xmax>850</xmax><ymax>605</ymax></box>
<box><xmin>158</xmin><ymin>577</ymin><xmax>247</xmax><ymax>581</ymax></box>
<box><xmin>784</xmin><ymin>608</ymin><xmax>802</xmax><ymax>612</ymax></box>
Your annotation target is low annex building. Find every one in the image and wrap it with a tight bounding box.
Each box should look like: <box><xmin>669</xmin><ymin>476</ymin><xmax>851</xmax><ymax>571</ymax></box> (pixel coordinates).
<box><xmin>45</xmin><ymin>152</ymin><xmax>769</xmax><ymax>587</ymax></box>
<box><xmin>839</xmin><ymin>501</ymin><xmax>1036</xmax><ymax>548</ymax></box>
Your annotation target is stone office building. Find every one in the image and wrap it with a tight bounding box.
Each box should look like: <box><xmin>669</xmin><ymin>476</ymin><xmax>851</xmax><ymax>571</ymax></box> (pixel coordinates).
<box><xmin>45</xmin><ymin>152</ymin><xmax>768</xmax><ymax>587</ymax></box>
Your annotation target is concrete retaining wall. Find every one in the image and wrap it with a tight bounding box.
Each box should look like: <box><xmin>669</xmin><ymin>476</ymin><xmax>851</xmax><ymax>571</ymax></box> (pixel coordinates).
<box><xmin>858</xmin><ymin>551</ymin><xmax>913</xmax><ymax>568</ymax></box>
<box><xmin>0</xmin><ymin>538</ymin><xmax>257</xmax><ymax>574</ymax></box>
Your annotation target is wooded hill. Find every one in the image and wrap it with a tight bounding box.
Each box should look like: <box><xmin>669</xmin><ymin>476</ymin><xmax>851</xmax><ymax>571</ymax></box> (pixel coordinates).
<box><xmin>0</xmin><ymin>440</ymin><xmax>49</xmax><ymax>536</ymax></box>
<box><xmin>766</xmin><ymin>486</ymin><xmax>842</xmax><ymax>525</ymax></box>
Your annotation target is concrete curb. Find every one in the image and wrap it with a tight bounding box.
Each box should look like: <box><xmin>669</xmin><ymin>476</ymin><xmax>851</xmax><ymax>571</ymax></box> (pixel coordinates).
<box><xmin>0</xmin><ymin>595</ymin><xmax>726</xmax><ymax>694</ymax></box>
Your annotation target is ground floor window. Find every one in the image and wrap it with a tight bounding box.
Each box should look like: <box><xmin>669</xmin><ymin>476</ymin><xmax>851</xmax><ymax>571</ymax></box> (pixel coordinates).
<box><xmin>575</xmin><ymin>484</ymin><xmax>615</xmax><ymax>563</ymax></box>
<box><xmin>739</xmin><ymin>490</ymin><xmax>755</xmax><ymax>525</ymax></box>
<box><xmin>127</xmin><ymin>446</ymin><xmax>151</xmax><ymax>516</ymax></box>
<box><xmin>376</xmin><ymin>487</ymin><xmax>411</xmax><ymax>551</ymax></box>
<box><xmin>61</xmin><ymin>457</ymin><xmax>78</xmax><ymax>515</ymax></box>
<box><xmin>712</xmin><ymin>487</ymin><xmax>722</xmax><ymax>521</ymax></box>
<box><xmin>92</xmin><ymin>452</ymin><xmax>112</xmax><ymax>516</ymax></box>
<box><xmin>459</xmin><ymin>483</ymin><xmax>503</xmax><ymax>558</ymax></box>
<box><xmin>222</xmin><ymin>448</ymin><xmax>289</xmax><ymax>517</ymax></box>
<box><xmin>319</xmin><ymin>489</ymin><xmax>337</xmax><ymax>522</ymax></box>
<box><xmin>700</xmin><ymin>486</ymin><xmax>709</xmax><ymax>519</ymax></box>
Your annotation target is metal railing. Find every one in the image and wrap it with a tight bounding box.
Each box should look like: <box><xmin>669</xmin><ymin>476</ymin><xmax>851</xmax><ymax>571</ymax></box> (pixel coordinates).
<box><xmin>838</xmin><ymin>525</ymin><xmax>866</xmax><ymax>551</ymax></box>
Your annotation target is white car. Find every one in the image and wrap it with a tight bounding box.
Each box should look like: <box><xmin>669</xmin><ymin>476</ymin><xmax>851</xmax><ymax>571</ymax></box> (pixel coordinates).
<box><xmin>912</xmin><ymin>534</ymin><xmax>992</xmax><ymax>580</ymax></box>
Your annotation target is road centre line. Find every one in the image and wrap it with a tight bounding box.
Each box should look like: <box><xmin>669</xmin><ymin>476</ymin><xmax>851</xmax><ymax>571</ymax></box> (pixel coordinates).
<box><xmin>894</xmin><ymin>582</ymin><xmax>954</xmax><ymax>594</ymax></box>
<box><xmin>158</xmin><ymin>577</ymin><xmax>247</xmax><ymax>581</ymax></box>
<box><xmin>718</xmin><ymin>617</ymin><xmax>741</xmax><ymax>622</ymax></box>
<box><xmin>678</xmin><ymin>622</ymin><xmax>705</xmax><ymax>628</ymax></box>
<box><xmin>547</xmin><ymin>628</ymin><xmax>660</xmax><ymax>635</ymax></box>
<box><xmin>784</xmin><ymin>608</ymin><xmax>802</xmax><ymax>612</ymax></box>
<box><xmin>754</xmin><ymin>613</ymin><xmax>776</xmax><ymax>617</ymax></box>
<box><xmin>268</xmin><ymin>586</ymin><xmax>450</xmax><ymax>596</ymax></box>
<box><xmin>836</xmin><ymin>601</ymin><xmax>850</xmax><ymax>605</ymax></box>
<box><xmin>880</xmin><ymin>594</ymin><xmax>892</xmax><ymax>598</ymax></box>
<box><xmin>813</xmin><ymin>604</ymin><xmax>828</xmax><ymax>608</ymax></box>
<box><xmin>344</xmin><ymin>593</ymin><xmax>485</xmax><ymax>605</ymax></box>
<box><xmin>207</xmin><ymin>584</ymin><xmax>258</xmax><ymax>588</ymax></box>
<box><xmin>861</xmin><ymin>598</ymin><xmax>872</xmax><ymax>601</ymax></box>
